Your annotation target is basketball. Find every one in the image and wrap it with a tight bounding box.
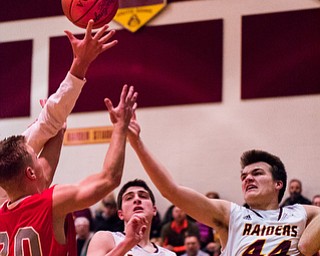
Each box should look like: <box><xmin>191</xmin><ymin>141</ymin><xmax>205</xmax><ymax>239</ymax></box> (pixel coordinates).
<box><xmin>61</xmin><ymin>0</ymin><xmax>119</xmax><ymax>29</ymax></box>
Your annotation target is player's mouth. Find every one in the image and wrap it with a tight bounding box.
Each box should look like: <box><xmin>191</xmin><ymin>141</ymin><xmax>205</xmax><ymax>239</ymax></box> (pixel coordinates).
<box><xmin>246</xmin><ymin>184</ymin><xmax>257</xmax><ymax>192</ymax></box>
<box><xmin>133</xmin><ymin>206</ymin><xmax>144</xmax><ymax>212</ymax></box>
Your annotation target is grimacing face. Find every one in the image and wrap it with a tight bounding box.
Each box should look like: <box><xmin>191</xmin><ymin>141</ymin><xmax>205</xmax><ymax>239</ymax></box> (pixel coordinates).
<box><xmin>241</xmin><ymin>162</ymin><xmax>282</xmax><ymax>208</ymax></box>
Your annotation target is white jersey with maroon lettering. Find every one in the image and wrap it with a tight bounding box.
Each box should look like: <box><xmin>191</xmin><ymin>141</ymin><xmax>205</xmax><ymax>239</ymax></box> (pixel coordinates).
<box><xmin>221</xmin><ymin>203</ymin><xmax>307</xmax><ymax>256</ymax></box>
<box><xmin>111</xmin><ymin>232</ymin><xmax>176</xmax><ymax>255</ymax></box>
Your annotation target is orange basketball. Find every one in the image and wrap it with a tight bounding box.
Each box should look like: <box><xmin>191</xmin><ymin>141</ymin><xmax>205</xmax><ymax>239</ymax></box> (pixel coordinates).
<box><xmin>61</xmin><ymin>0</ymin><xmax>119</xmax><ymax>29</ymax></box>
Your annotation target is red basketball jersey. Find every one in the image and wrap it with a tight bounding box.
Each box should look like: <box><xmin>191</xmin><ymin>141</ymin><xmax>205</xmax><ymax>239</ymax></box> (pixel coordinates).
<box><xmin>0</xmin><ymin>186</ymin><xmax>75</xmax><ymax>256</ymax></box>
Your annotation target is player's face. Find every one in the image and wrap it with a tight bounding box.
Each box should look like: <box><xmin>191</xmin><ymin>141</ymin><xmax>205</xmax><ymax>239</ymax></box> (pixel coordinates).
<box><xmin>118</xmin><ymin>186</ymin><xmax>156</xmax><ymax>223</ymax></box>
<box><xmin>241</xmin><ymin>162</ymin><xmax>280</xmax><ymax>209</ymax></box>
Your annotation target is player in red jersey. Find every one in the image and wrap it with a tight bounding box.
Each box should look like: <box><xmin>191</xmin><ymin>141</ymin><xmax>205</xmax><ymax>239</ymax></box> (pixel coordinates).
<box><xmin>0</xmin><ymin>19</ymin><xmax>134</xmax><ymax>256</ymax></box>
<box><xmin>0</xmin><ymin>83</ymin><xmax>137</xmax><ymax>255</ymax></box>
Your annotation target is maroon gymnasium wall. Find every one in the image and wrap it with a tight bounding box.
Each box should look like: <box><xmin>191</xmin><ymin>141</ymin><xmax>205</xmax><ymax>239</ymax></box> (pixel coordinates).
<box><xmin>1</xmin><ymin>2</ymin><xmax>320</xmax><ymax>118</ymax></box>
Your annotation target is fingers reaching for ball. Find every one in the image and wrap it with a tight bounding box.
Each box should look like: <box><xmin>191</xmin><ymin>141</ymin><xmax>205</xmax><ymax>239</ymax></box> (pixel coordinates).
<box><xmin>66</xmin><ymin>19</ymin><xmax>118</xmax><ymax>79</ymax></box>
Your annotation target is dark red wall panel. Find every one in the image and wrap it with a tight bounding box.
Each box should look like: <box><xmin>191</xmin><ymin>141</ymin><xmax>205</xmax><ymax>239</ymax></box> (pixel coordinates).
<box><xmin>0</xmin><ymin>40</ymin><xmax>32</xmax><ymax>118</ymax></box>
<box><xmin>49</xmin><ymin>19</ymin><xmax>223</xmax><ymax>112</ymax></box>
<box><xmin>242</xmin><ymin>8</ymin><xmax>320</xmax><ymax>99</ymax></box>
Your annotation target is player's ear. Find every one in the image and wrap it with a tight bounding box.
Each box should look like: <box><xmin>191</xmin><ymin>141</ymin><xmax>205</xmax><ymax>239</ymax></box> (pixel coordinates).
<box><xmin>153</xmin><ymin>205</ymin><xmax>157</xmax><ymax>217</ymax></box>
<box><xmin>25</xmin><ymin>167</ymin><xmax>36</xmax><ymax>180</ymax></box>
<box><xmin>275</xmin><ymin>180</ymin><xmax>283</xmax><ymax>190</ymax></box>
<box><xmin>118</xmin><ymin>209</ymin><xmax>124</xmax><ymax>220</ymax></box>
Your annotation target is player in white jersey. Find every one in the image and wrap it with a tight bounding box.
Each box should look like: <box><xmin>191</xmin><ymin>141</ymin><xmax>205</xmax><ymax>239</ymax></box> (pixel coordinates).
<box><xmin>126</xmin><ymin>113</ymin><xmax>320</xmax><ymax>255</ymax></box>
<box><xmin>87</xmin><ymin>179</ymin><xmax>176</xmax><ymax>256</ymax></box>
<box><xmin>221</xmin><ymin>203</ymin><xmax>306</xmax><ymax>255</ymax></box>
<box><xmin>110</xmin><ymin>231</ymin><xmax>176</xmax><ymax>256</ymax></box>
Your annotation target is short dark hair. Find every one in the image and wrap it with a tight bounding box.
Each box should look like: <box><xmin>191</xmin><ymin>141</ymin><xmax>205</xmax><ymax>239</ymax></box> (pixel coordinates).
<box><xmin>0</xmin><ymin>135</ymin><xmax>32</xmax><ymax>185</ymax></box>
<box><xmin>117</xmin><ymin>179</ymin><xmax>156</xmax><ymax>209</ymax></box>
<box><xmin>240</xmin><ymin>149</ymin><xmax>287</xmax><ymax>203</ymax></box>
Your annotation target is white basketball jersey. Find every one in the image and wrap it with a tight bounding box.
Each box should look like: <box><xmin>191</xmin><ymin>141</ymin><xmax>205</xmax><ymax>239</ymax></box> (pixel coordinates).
<box><xmin>221</xmin><ymin>203</ymin><xmax>307</xmax><ymax>256</ymax></box>
<box><xmin>111</xmin><ymin>232</ymin><xmax>176</xmax><ymax>256</ymax></box>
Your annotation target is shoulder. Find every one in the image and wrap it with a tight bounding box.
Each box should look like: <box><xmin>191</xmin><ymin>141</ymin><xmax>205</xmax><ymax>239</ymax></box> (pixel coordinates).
<box><xmin>282</xmin><ymin>204</ymin><xmax>309</xmax><ymax>223</ymax></box>
<box><xmin>27</xmin><ymin>187</ymin><xmax>54</xmax><ymax>203</ymax></box>
<box><xmin>89</xmin><ymin>231</ymin><xmax>115</xmax><ymax>252</ymax></box>
<box><xmin>302</xmin><ymin>204</ymin><xmax>320</xmax><ymax>220</ymax></box>
<box><xmin>284</xmin><ymin>204</ymin><xmax>306</xmax><ymax>213</ymax></box>
<box><xmin>91</xmin><ymin>230</ymin><xmax>118</xmax><ymax>244</ymax></box>
<box><xmin>156</xmin><ymin>244</ymin><xmax>177</xmax><ymax>255</ymax></box>
<box><xmin>230</xmin><ymin>202</ymin><xmax>249</xmax><ymax>214</ymax></box>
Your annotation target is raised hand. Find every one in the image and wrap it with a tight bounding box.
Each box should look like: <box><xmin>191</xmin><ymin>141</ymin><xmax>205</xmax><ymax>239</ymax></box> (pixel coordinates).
<box><xmin>65</xmin><ymin>19</ymin><xmax>118</xmax><ymax>79</ymax></box>
<box><xmin>124</xmin><ymin>213</ymin><xmax>148</xmax><ymax>245</ymax></box>
<box><xmin>104</xmin><ymin>85</ymin><xmax>138</xmax><ymax>129</ymax></box>
<box><xmin>128</xmin><ymin>112</ymin><xmax>141</xmax><ymax>144</ymax></box>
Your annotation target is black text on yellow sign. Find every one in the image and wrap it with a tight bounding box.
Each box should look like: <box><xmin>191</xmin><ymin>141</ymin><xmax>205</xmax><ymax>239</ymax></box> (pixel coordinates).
<box><xmin>63</xmin><ymin>126</ymin><xmax>114</xmax><ymax>145</ymax></box>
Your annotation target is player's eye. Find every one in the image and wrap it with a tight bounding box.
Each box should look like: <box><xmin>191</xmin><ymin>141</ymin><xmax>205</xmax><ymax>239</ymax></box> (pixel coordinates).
<box><xmin>123</xmin><ymin>194</ymin><xmax>133</xmax><ymax>201</ymax></box>
<box><xmin>139</xmin><ymin>192</ymin><xmax>149</xmax><ymax>199</ymax></box>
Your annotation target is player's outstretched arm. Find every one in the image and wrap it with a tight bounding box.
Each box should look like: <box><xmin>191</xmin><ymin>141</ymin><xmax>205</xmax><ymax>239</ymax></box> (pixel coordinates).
<box><xmin>127</xmin><ymin>114</ymin><xmax>231</xmax><ymax>235</ymax></box>
<box><xmin>23</xmin><ymin>19</ymin><xmax>118</xmax><ymax>155</ymax></box>
<box><xmin>53</xmin><ymin>85</ymin><xmax>138</xmax><ymax>215</ymax></box>
<box><xmin>87</xmin><ymin>214</ymin><xmax>147</xmax><ymax>256</ymax></box>
<box><xmin>28</xmin><ymin>99</ymin><xmax>66</xmax><ymax>188</ymax></box>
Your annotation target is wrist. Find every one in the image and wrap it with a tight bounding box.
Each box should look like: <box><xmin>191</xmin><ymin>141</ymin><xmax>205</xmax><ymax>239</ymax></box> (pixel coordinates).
<box><xmin>69</xmin><ymin>58</ymin><xmax>90</xmax><ymax>80</ymax></box>
<box><xmin>129</xmin><ymin>136</ymin><xmax>143</xmax><ymax>149</ymax></box>
<box><xmin>117</xmin><ymin>238</ymin><xmax>137</xmax><ymax>254</ymax></box>
<box><xmin>112</xmin><ymin>123</ymin><xmax>129</xmax><ymax>135</ymax></box>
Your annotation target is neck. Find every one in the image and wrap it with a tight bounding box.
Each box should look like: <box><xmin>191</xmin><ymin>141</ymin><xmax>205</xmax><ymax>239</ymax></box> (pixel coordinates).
<box><xmin>138</xmin><ymin>238</ymin><xmax>156</xmax><ymax>253</ymax></box>
<box><xmin>7</xmin><ymin>185</ymin><xmax>39</xmax><ymax>205</ymax></box>
<box><xmin>247</xmin><ymin>195</ymin><xmax>280</xmax><ymax>210</ymax></box>
<box><xmin>8</xmin><ymin>193</ymin><xmax>31</xmax><ymax>204</ymax></box>
<box><xmin>249</xmin><ymin>202</ymin><xmax>279</xmax><ymax>210</ymax></box>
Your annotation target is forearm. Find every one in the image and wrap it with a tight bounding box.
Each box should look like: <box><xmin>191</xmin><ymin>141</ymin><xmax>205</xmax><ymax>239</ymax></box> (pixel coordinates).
<box><xmin>299</xmin><ymin>213</ymin><xmax>320</xmax><ymax>255</ymax></box>
<box><xmin>23</xmin><ymin>72</ymin><xmax>85</xmax><ymax>154</ymax></box>
<box><xmin>69</xmin><ymin>57</ymin><xmax>90</xmax><ymax>80</ymax></box>
<box><xmin>130</xmin><ymin>138</ymin><xmax>177</xmax><ymax>199</ymax></box>
<box><xmin>105</xmin><ymin>239</ymin><xmax>136</xmax><ymax>256</ymax></box>
<box><xmin>101</xmin><ymin>125</ymin><xmax>128</xmax><ymax>188</ymax></box>
<box><xmin>39</xmin><ymin>128</ymin><xmax>65</xmax><ymax>187</ymax></box>
<box><xmin>78</xmin><ymin>125</ymin><xmax>128</xmax><ymax>206</ymax></box>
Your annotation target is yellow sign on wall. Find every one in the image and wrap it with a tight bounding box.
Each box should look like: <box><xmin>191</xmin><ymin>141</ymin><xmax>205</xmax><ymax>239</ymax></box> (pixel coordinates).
<box><xmin>114</xmin><ymin>0</ymin><xmax>167</xmax><ymax>32</ymax></box>
<box><xmin>63</xmin><ymin>126</ymin><xmax>114</xmax><ymax>145</ymax></box>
